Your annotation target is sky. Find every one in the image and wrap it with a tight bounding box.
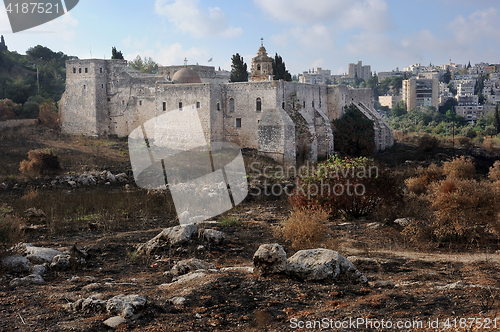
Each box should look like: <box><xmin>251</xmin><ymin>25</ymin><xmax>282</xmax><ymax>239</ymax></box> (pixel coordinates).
<box><xmin>1</xmin><ymin>0</ymin><xmax>500</xmax><ymax>76</ymax></box>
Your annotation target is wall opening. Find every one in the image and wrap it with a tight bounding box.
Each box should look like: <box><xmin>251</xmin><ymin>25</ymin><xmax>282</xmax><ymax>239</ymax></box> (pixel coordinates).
<box><xmin>217</xmin><ymin>102</ymin><xmax>220</xmax><ymax>111</ymax></box>
<box><xmin>282</xmin><ymin>102</ymin><xmax>285</xmax><ymax>109</ymax></box>
<box><xmin>229</xmin><ymin>98</ymin><xmax>235</xmax><ymax>112</ymax></box>
<box><xmin>122</xmin><ymin>100</ymin><xmax>125</xmax><ymax>106</ymax></box>
<box><xmin>196</xmin><ymin>101</ymin><xmax>200</xmax><ymax>109</ymax></box>
<box><xmin>139</xmin><ymin>100</ymin><xmax>142</xmax><ymax>106</ymax></box>
<box><xmin>101</xmin><ymin>84</ymin><xmax>104</xmax><ymax>88</ymax></box>
<box><xmin>79</xmin><ymin>68</ymin><xmax>82</xmax><ymax>73</ymax></box>
<box><xmin>163</xmin><ymin>102</ymin><xmax>166</xmax><ymax>111</ymax></box>
<box><xmin>303</xmin><ymin>100</ymin><xmax>306</xmax><ymax>108</ymax></box>
<box><xmin>100</xmin><ymin>68</ymin><xmax>103</xmax><ymax>73</ymax></box>
<box><xmin>236</xmin><ymin>118</ymin><xmax>242</xmax><ymax>128</ymax></box>
<box><xmin>312</xmin><ymin>100</ymin><xmax>314</xmax><ymax>108</ymax></box>
<box><xmin>257</xmin><ymin>64</ymin><xmax>261</xmax><ymax>71</ymax></box>
<box><xmin>83</xmin><ymin>85</ymin><xmax>86</xmax><ymax>89</ymax></box>
<box><xmin>85</xmin><ymin>68</ymin><xmax>88</xmax><ymax>73</ymax></box>
<box><xmin>179</xmin><ymin>102</ymin><xmax>183</xmax><ymax>110</ymax></box>
<box><xmin>256</xmin><ymin>97</ymin><xmax>262</xmax><ymax>112</ymax></box>
<box><xmin>73</xmin><ymin>68</ymin><xmax>76</xmax><ymax>74</ymax></box>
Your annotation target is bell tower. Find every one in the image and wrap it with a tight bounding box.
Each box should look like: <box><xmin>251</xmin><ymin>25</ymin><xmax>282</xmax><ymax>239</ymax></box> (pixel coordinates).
<box><xmin>250</xmin><ymin>38</ymin><xmax>273</xmax><ymax>82</ymax></box>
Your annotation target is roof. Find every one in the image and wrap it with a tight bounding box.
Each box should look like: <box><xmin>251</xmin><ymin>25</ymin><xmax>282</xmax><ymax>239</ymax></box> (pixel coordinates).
<box><xmin>172</xmin><ymin>68</ymin><xmax>202</xmax><ymax>84</ymax></box>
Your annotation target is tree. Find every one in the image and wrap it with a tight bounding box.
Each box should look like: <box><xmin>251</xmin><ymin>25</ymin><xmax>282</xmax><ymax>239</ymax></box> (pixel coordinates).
<box><xmin>390</xmin><ymin>100</ymin><xmax>407</xmax><ymax>117</ymax></box>
<box><xmin>441</xmin><ymin>68</ymin><xmax>452</xmax><ymax>84</ymax></box>
<box><xmin>229</xmin><ymin>53</ymin><xmax>248</xmax><ymax>82</ymax></box>
<box><xmin>272</xmin><ymin>54</ymin><xmax>292</xmax><ymax>81</ymax></box>
<box><xmin>331</xmin><ymin>104</ymin><xmax>375</xmax><ymax>156</ymax></box>
<box><xmin>324</xmin><ymin>78</ymin><xmax>332</xmax><ymax>85</ymax></box>
<box><xmin>494</xmin><ymin>104</ymin><xmax>500</xmax><ymax>134</ymax></box>
<box><xmin>128</xmin><ymin>55</ymin><xmax>158</xmax><ymax>74</ymax></box>
<box><xmin>111</xmin><ymin>47</ymin><xmax>124</xmax><ymax>60</ymax></box>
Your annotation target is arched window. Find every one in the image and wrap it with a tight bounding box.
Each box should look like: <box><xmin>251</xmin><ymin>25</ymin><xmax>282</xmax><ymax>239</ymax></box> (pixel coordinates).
<box><xmin>312</xmin><ymin>100</ymin><xmax>315</xmax><ymax>108</ymax></box>
<box><xmin>229</xmin><ymin>98</ymin><xmax>235</xmax><ymax>112</ymax></box>
<box><xmin>257</xmin><ymin>64</ymin><xmax>261</xmax><ymax>71</ymax></box>
<box><xmin>256</xmin><ymin>97</ymin><xmax>262</xmax><ymax>112</ymax></box>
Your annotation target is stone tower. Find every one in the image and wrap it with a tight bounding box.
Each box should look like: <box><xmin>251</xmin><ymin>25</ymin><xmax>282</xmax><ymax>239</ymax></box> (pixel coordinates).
<box><xmin>250</xmin><ymin>40</ymin><xmax>273</xmax><ymax>82</ymax></box>
<box><xmin>0</xmin><ymin>35</ymin><xmax>7</xmax><ymax>51</ymax></box>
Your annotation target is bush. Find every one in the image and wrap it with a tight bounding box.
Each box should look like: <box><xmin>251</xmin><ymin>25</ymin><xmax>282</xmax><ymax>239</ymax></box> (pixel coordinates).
<box><xmin>461</xmin><ymin>126</ymin><xmax>477</xmax><ymax>139</ymax></box>
<box><xmin>19</xmin><ymin>149</ymin><xmax>61</xmax><ymax>177</ymax></box>
<box><xmin>289</xmin><ymin>155</ymin><xmax>399</xmax><ymax>219</ymax></box>
<box><xmin>489</xmin><ymin>161</ymin><xmax>500</xmax><ymax>182</ymax></box>
<box><xmin>443</xmin><ymin>156</ymin><xmax>475</xmax><ymax>180</ymax></box>
<box><xmin>0</xmin><ymin>205</ymin><xmax>23</xmax><ymax>259</ymax></box>
<box><xmin>418</xmin><ymin>134</ymin><xmax>439</xmax><ymax>152</ymax></box>
<box><xmin>219</xmin><ymin>217</ymin><xmax>241</xmax><ymax>227</ymax></box>
<box><xmin>38</xmin><ymin>100</ymin><xmax>60</xmax><ymax>130</ymax></box>
<box><xmin>404</xmin><ymin>164</ymin><xmax>443</xmax><ymax>195</ymax></box>
<box><xmin>276</xmin><ymin>207</ymin><xmax>329</xmax><ymax>250</ymax></box>
<box><xmin>331</xmin><ymin>104</ymin><xmax>375</xmax><ymax>156</ymax></box>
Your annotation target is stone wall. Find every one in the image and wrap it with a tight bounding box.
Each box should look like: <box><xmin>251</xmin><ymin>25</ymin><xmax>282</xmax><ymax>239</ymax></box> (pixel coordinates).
<box><xmin>258</xmin><ymin>108</ymin><xmax>296</xmax><ymax>166</ymax></box>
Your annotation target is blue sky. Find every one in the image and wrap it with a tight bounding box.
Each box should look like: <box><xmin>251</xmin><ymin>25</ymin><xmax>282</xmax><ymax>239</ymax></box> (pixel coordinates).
<box><xmin>1</xmin><ymin>0</ymin><xmax>500</xmax><ymax>75</ymax></box>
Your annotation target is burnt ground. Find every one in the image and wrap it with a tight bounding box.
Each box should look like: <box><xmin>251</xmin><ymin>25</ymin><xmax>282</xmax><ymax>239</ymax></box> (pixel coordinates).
<box><xmin>1</xmin><ymin>125</ymin><xmax>500</xmax><ymax>331</ymax></box>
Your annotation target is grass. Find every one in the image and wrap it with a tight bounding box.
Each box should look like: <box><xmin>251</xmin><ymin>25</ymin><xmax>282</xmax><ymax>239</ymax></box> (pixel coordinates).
<box><xmin>219</xmin><ymin>216</ymin><xmax>241</xmax><ymax>227</ymax></box>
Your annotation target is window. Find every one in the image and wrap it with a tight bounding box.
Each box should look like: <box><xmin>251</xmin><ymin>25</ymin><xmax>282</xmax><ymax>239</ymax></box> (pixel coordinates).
<box><xmin>256</xmin><ymin>98</ymin><xmax>262</xmax><ymax>112</ymax></box>
<box><xmin>236</xmin><ymin>118</ymin><xmax>242</xmax><ymax>128</ymax></box>
<box><xmin>303</xmin><ymin>101</ymin><xmax>306</xmax><ymax>108</ymax></box>
<box><xmin>217</xmin><ymin>102</ymin><xmax>220</xmax><ymax>111</ymax></box>
<box><xmin>107</xmin><ymin>98</ymin><xmax>110</xmax><ymax>102</ymax></box>
<box><xmin>83</xmin><ymin>85</ymin><xmax>86</xmax><ymax>89</ymax></box>
<box><xmin>73</xmin><ymin>68</ymin><xmax>76</xmax><ymax>74</ymax></box>
<box><xmin>139</xmin><ymin>100</ymin><xmax>142</xmax><ymax>106</ymax></box>
<box><xmin>85</xmin><ymin>68</ymin><xmax>88</xmax><ymax>73</ymax></box>
<box><xmin>282</xmin><ymin>102</ymin><xmax>285</xmax><ymax>109</ymax></box>
<box><xmin>229</xmin><ymin>98</ymin><xmax>235</xmax><ymax>112</ymax></box>
<box><xmin>196</xmin><ymin>101</ymin><xmax>200</xmax><ymax>109</ymax></box>
<box><xmin>163</xmin><ymin>102</ymin><xmax>166</xmax><ymax>111</ymax></box>
<box><xmin>79</xmin><ymin>68</ymin><xmax>82</xmax><ymax>73</ymax></box>
<box><xmin>122</xmin><ymin>100</ymin><xmax>125</xmax><ymax>105</ymax></box>
<box><xmin>179</xmin><ymin>102</ymin><xmax>183</xmax><ymax>110</ymax></box>
<box><xmin>101</xmin><ymin>84</ymin><xmax>104</xmax><ymax>88</ymax></box>
<box><xmin>100</xmin><ymin>68</ymin><xmax>103</xmax><ymax>73</ymax></box>
<box><xmin>257</xmin><ymin>64</ymin><xmax>261</xmax><ymax>71</ymax></box>
<box><xmin>319</xmin><ymin>100</ymin><xmax>322</xmax><ymax>108</ymax></box>
<box><xmin>312</xmin><ymin>100</ymin><xmax>314</xmax><ymax>108</ymax></box>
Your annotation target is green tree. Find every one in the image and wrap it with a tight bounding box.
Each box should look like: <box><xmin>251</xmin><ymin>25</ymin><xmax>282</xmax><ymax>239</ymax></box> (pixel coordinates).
<box><xmin>331</xmin><ymin>104</ymin><xmax>375</xmax><ymax>156</ymax></box>
<box><xmin>438</xmin><ymin>98</ymin><xmax>458</xmax><ymax>114</ymax></box>
<box><xmin>390</xmin><ymin>100</ymin><xmax>407</xmax><ymax>117</ymax></box>
<box><xmin>229</xmin><ymin>53</ymin><xmax>248</xmax><ymax>82</ymax></box>
<box><xmin>441</xmin><ymin>68</ymin><xmax>452</xmax><ymax>84</ymax></box>
<box><xmin>128</xmin><ymin>55</ymin><xmax>158</xmax><ymax>74</ymax></box>
<box><xmin>271</xmin><ymin>54</ymin><xmax>292</xmax><ymax>81</ymax></box>
<box><xmin>494</xmin><ymin>104</ymin><xmax>500</xmax><ymax>134</ymax></box>
<box><xmin>111</xmin><ymin>47</ymin><xmax>124</xmax><ymax>60</ymax></box>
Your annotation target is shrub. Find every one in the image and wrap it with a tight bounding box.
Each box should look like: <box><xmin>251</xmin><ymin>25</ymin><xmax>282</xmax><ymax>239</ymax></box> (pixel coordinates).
<box><xmin>331</xmin><ymin>104</ymin><xmax>375</xmax><ymax>156</ymax></box>
<box><xmin>219</xmin><ymin>217</ymin><xmax>241</xmax><ymax>227</ymax></box>
<box><xmin>443</xmin><ymin>156</ymin><xmax>475</xmax><ymax>180</ymax></box>
<box><xmin>289</xmin><ymin>155</ymin><xmax>399</xmax><ymax>219</ymax></box>
<box><xmin>19</xmin><ymin>149</ymin><xmax>61</xmax><ymax>177</ymax></box>
<box><xmin>276</xmin><ymin>207</ymin><xmax>329</xmax><ymax>250</ymax></box>
<box><xmin>404</xmin><ymin>164</ymin><xmax>443</xmax><ymax>195</ymax></box>
<box><xmin>418</xmin><ymin>134</ymin><xmax>439</xmax><ymax>152</ymax></box>
<box><xmin>483</xmin><ymin>139</ymin><xmax>495</xmax><ymax>153</ymax></box>
<box><xmin>457</xmin><ymin>137</ymin><xmax>473</xmax><ymax>149</ymax></box>
<box><xmin>0</xmin><ymin>205</ymin><xmax>23</xmax><ymax>259</ymax></box>
<box><xmin>38</xmin><ymin>100</ymin><xmax>60</xmax><ymax>130</ymax></box>
<box><xmin>488</xmin><ymin>161</ymin><xmax>500</xmax><ymax>182</ymax></box>
<box><xmin>461</xmin><ymin>126</ymin><xmax>477</xmax><ymax>139</ymax></box>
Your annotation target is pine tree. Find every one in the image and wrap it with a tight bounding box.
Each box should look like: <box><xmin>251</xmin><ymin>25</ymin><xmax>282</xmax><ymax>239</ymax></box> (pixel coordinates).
<box><xmin>272</xmin><ymin>54</ymin><xmax>292</xmax><ymax>81</ymax></box>
<box><xmin>111</xmin><ymin>47</ymin><xmax>124</xmax><ymax>60</ymax></box>
<box><xmin>229</xmin><ymin>53</ymin><xmax>248</xmax><ymax>82</ymax></box>
<box><xmin>494</xmin><ymin>104</ymin><xmax>500</xmax><ymax>135</ymax></box>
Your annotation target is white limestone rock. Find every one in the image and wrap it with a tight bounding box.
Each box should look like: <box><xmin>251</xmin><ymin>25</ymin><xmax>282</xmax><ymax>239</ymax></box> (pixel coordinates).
<box><xmin>253</xmin><ymin>243</ymin><xmax>288</xmax><ymax>276</ymax></box>
<box><xmin>394</xmin><ymin>218</ymin><xmax>413</xmax><ymax>227</ymax></box>
<box><xmin>106</xmin><ymin>294</ymin><xmax>147</xmax><ymax>318</ymax></box>
<box><xmin>203</xmin><ymin>229</ymin><xmax>226</xmax><ymax>244</ymax></box>
<box><xmin>168</xmin><ymin>258</ymin><xmax>215</xmax><ymax>277</ymax></box>
<box><xmin>9</xmin><ymin>274</ymin><xmax>45</xmax><ymax>287</ymax></box>
<box><xmin>2</xmin><ymin>255</ymin><xmax>31</xmax><ymax>273</ymax></box>
<box><xmin>103</xmin><ymin>316</ymin><xmax>127</xmax><ymax>328</ymax></box>
<box><xmin>137</xmin><ymin>224</ymin><xmax>198</xmax><ymax>255</ymax></box>
<box><xmin>287</xmin><ymin>249</ymin><xmax>367</xmax><ymax>283</ymax></box>
<box><xmin>25</xmin><ymin>246</ymin><xmax>64</xmax><ymax>264</ymax></box>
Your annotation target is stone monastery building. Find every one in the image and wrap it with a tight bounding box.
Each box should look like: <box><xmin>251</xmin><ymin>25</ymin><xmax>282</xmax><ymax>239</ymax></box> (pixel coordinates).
<box><xmin>61</xmin><ymin>45</ymin><xmax>393</xmax><ymax>166</ymax></box>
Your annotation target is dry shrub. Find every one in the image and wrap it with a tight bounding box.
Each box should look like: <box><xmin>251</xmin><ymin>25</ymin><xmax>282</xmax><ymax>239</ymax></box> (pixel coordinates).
<box><xmin>38</xmin><ymin>100</ymin><xmax>60</xmax><ymax>130</ymax></box>
<box><xmin>277</xmin><ymin>207</ymin><xmax>329</xmax><ymax>250</ymax></box>
<box><xmin>428</xmin><ymin>178</ymin><xmax>496</xmax><ymax>243</ymax></box>
<box><xmin>483</xmin><ymin>139</ymin><xmax>495</xmax><ymax>153</ymax></box>
<box><xmin>458</xmin><ymin>137</ymin><xmax>473</xmax><ymax>150</ymax></box>
<box><xmin>19</xmin><ymin>149</ymin><xmax>61</xmax><ymax>176</ymax></box>
<box><xmin>0</xmin><ymin>205</ymin><xmax>23</xmax><ymax>259</ymax></box>
<box><xmin>404</xmin><ymin>164</ymin><xmax>443</xmax><ymax>195</ymax></box>
<box><xmin>418</xmin><ymin>134</ymin><xmax>439</xmax><ymax>152</ymax></box>
<box><xmin>443</xmin><ymin>156</ymin><xmax>475</xmax><ymax>180</ymax></box>
<box><xmin>488</xmin><ymin>161</ymin><xmax>500</xmax><ymax>182</ymax></box>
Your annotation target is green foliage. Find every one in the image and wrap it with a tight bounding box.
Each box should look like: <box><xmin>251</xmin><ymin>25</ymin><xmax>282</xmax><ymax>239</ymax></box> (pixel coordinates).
<box><xmin>271</xmin><ymin>54</ymin><xmax>292</xmax><ymax>81</ymax></box>
<box><xmin>461</xmin><ymin>126</ymin><xmax>477</xmax><ymax>138</ymax></box>
<box><xmin>111</xmin><ymin>47</ymin><xmax>124</xmax><ymax>60</ymax></box>
<box><xmin>441</xmin><ymin>68</ymin><xmax>452</xmax><ymax>84</ymax></box>
<box><xmin>128</xmin><ymin>55</ymin><xmax>158</xmax><ymax>74</ymax></box>
<box><xmin>0</xmin><ymin>98</ymin><xmax>22</xmax><ymax>120</ymax></box>
<box><xmin>219</xmin><ymin>217</ymin><xmax>241</xmax><ymax>227</ymax></box>
<box><xmin>390</xmin><ymin>100</ymin><xmax>407</xmax><ymax>117</ymax></box>
<box><xmin>229</xmin><ymin>53</ymin><xmax>248</xmax><ymax>82</ymax></box>
<box><xmin>438</xmin><ymin>98</ymin><xmax>457</xmax><ymax>114</ymax></box>
<box><xmin>332</xmin><ymin>104</ymin><xmax>375</xmax><ymax>156</ymax></box>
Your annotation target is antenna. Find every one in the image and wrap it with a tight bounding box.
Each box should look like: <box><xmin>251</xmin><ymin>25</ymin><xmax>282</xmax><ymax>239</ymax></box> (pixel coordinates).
<box><xmin>261</xmin><ymin>37</ymin><xmax>263</xmax><ymax>46</ymax></box>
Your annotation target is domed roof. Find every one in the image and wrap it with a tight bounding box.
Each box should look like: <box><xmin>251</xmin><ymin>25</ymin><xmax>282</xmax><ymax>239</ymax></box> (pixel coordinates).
<box><xmin>172</xmin><ymin>68</ymin><xmax>202</xmax><ymax>84</ymax></box>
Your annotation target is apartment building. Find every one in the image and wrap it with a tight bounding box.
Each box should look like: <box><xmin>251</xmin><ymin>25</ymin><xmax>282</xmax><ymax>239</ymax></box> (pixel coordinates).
<box><xmin>402</xmin><ymin>75</ymin><xmax>439</xmax><ymax>111</ymax></box>
<box><xmin>348</xmin><ymin>61</ymin><xmax>371</xmax><ymax>81</ymax></box>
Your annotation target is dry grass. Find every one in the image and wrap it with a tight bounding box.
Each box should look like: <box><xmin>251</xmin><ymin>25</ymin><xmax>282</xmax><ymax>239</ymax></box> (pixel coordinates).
<box><xmin>276</xmin><ymin>207</ymin><xmax>329</xmax><ymax>250</ymax></box>
<box><xmin>0</xmin><ymin>205</ymin><xmax>24</xmax><ymax>259</ymax></box>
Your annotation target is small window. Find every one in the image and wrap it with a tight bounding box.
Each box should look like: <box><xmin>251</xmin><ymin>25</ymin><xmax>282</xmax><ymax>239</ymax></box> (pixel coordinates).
<box><xmin>73</xmin><ymin>68</ymin><xmax>76</xmax><ymax>74</ymax></box>
<box><xmin>282</xmin><ymin>102</ymin><xmax>285</xmax><ymax>109</ymax></box>
<box><xmin>163</xmin><ymin>102</ymin><xmax>166</xmax><ymax>111</ymax></box>
<box><xmin>122</xmin><ymin>100</ymin><xmax>125</xmax><ymax>105</ymax></box>
<box><xmin>85</xmin><ymin>68</ymin><xmax>88</xmax><ymax>73</ymax></box>
<box><xmin>217</xmin><ymin>102</ymin><xmax>220</xmax><ymax>111</ymax></box>
<box><xmin>303</xmin><ymin>101</ymin><xmax>306</xmax><ymax>108</ymax></box>
<box><xmin>101</xmin><ymin>84</ymin><xmax>104</xmax><ymax>88</ymax></box>
<box><xmin>229</xmin><ymin>98</ymin><xmax>235</xmax><ymax>112</ymax></box>
<box><xmin>312</xmin><ymin>100</ymin><xmax>314</xmax><ymax>108</ymax></box>
<box><xmin>139</xmin><ymin>100</ymin><xmax>142</xmax><ymax>106</ymax></box>
<box><xmin>257</xmin><ymin>64</ymin><xmax>261</xmax><ymax>71</ymax></box>
<box><xmin>79</xmin><ymin>68</ymin><xmax>82</xmax><ymax>73</ymax></box>
<box><xmin>319</xmin><ymin>100</ymin><xmax>322</xmax><ymax>107</ymax></box>
<box><xmin>196</xmin><ymin>101</ymin><xmax>200</xmax><ymax>109</ymax></box>
<box><xmin>100</xmin><ymin>68</ymin><xmax>103</xmax><ymax>73</ymax></box>
<box><xmin>256</xmin><ymin>98</ymin><xmax>262</xmax><ymax>112</ymax></box>
<box><xmin>83</xmin><ymin>85</ymin><xmax>86</xmax><ymax>89</ymax></box>
<box><xmin>179</xmin><ymin>102</ymin><xmax>183</xmax><ymax>110</ymax></box>
<box><xmin>107</xmin><ymin>98</ymin><xmax>110</xmax><ymax>102</ymax></box>
<box><xmin>236</xmin><ymin>118</ymin><xmax>242</xmax><ymax>128</ymax></box>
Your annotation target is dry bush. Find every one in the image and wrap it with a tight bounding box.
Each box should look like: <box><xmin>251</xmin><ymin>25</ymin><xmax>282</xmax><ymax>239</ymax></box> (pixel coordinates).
<box><xmin>276</xmin><ymin>207</ymin><xmax>329</xmax><ymax>250</ymax></box>
<box><xmin>489</xmin><ymin>161</ymin><xmax>500</xmax><ymax>182</ymax></box>
<box><xmin>457</xmin><ymin>137</ymin><xmax>473</xmax><ymax>150</ymax></box>
<box><xmin>483</xmin><ymin>139</ymin><xmax>495</xmax><ymax>153</ymax></box>
<box><xmin>38</xmin><ymin>100</ymin><xmax>60</xmax><ymax>130</ymax></box>
<box><xmin>418</xmin><ymin>134</ymin><xmax>439</xmax><ymax>152</ymax></box>
<box><xmin>19</xmin><ymin>149</ymin><xmax>61</xmax><ymax>177</ymax></box>
<box><xmin>0</xmin><ymin>205</ymin><xmax>23</xmax><ymax>259</ymax></box>
<box><xmin>428</xmin><ymin>178</ymin><xmax>497</xmax><ymax>243</ymax></box>
<box><xmin>443</xmin><ymin>156</ymin><xmax>475</xmax><ymax>180</ymax></box>
<box><xmin>404</xmin><ymin>164</ymin><xmax>443</xmax><ymax>195</ymax></box>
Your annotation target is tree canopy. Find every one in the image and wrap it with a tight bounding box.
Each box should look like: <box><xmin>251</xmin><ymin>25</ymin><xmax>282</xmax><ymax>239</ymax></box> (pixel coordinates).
<box><xmin>128</xmin><ymin>55</ymin><xmax>158</xmax><ymax>74</ymax></box>
<box><xmin>332</xmin><ymin>104</ymin><xmax>375</xmax><ymax>156</ymax></box>
<box><xmin>272</xmin><ymin>54</ymin><xmax>292</xmax><ymax>81</ymax></box>
<box><xmin>111</xmin><ymin>47</ymin><xmax>124</xmax><ymax>60</ymax></box>
<box><xmin>229</xmin><ymin>53</ymin><xmax>248</xmax><ymax>82</ymax></box>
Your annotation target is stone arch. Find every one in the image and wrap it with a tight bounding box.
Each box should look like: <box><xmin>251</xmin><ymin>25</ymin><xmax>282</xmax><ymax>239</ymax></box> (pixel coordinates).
<box><xmin>256</xmin><ymin>97</ymin><xmax>262</xmax><ymax>112</ymax></box>
<box><xmin>257</xmin><ymin>64</ymin><xmax>261</xmax><ymax>71</ymax></box>
<box><xmin>229</xmin><ymin>98</ymin><xmax>235</xmax><ymax>112</ymax></box>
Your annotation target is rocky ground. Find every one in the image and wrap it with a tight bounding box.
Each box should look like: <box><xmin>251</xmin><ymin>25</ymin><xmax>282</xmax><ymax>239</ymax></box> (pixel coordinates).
<box><xmin>1</xmin><ymin>126</ymin><xmax>500</xmax><ymax>331</ymax></box>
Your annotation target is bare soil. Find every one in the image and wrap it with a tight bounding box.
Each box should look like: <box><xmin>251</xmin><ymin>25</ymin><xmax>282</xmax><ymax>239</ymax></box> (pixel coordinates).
<box><xmin>1</xmin><ymin>125</ymin><xmax>500</xmax><ymax>332</ymax></box>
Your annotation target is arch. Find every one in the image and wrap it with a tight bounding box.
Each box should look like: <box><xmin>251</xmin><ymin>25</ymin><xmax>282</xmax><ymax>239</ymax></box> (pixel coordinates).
<box><xmin>256</xmin><ymin>97</ymin><xmax>262</xmax><ymax>112</ymax></box>
<box><xmin>257</xmin><ymin>64</ymin><xmax>261</xmax><ymax>71</ymax></box>
<box><xmin>229</xmin><ymin>98</ymin><xmax>235</xmax><ymax>112</ymax></box>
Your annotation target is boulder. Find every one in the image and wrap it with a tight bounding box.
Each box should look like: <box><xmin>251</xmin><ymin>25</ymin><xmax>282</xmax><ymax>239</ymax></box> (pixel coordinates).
<box><xmin>24</xmin><ymin>208</ymin><xmax>46</xmax><ymax>223</ymax></box>
<box><xmin>115</xmin><ymin>173</ymin><xmax>128</xmax><ymax>183</ymax></box>
<box><xmin>2</xmin><ymin>255</ymin><xmax>31</xmax><ymax>273</ymax></box>
<box><xmin>170</xmin><ymin>297</ymin><xmax>186</xmax><ymax>305</ymax></box>
<box><xmin>137</xmin><ymin>224</ymin><xmax>198</xmax><ymax>255</ymax></box>
<box><xmin>9</xmin><ymin>274</ymin><xmax>45</xmax><ymax>287</ymax></box>
<box><xmin>25</xmin><ymin>246</ymin><xmax>65</xmax><ymax>264</ymax></box>
<box><xmin>106</xmin><ymin>171</ymin><xmax>117</xmax><ymax>183</ymax></box>
<box><xmin>394</xmin><ymin>218</ymin><xmax>413</xmax><ymax>227</ymax></box>
<box><xmin>167</xmin><ymin>258</ymin><xmax>215</xmax><ymax>277</ymax></box>
<box><xmin>253</xmin><ymin>243</ymin><xmax>288</xmax><ymax>276</ymax></box>
<box><xmin>50</xmin><ymin>254</ymin><xmax>85</xmax><ymax>271</ymax></box>
<box><xmin>30</xmin><ymin>264</ymin><xmax>46</xmax><ymax>276</ymax></box>
<box><xmin>287</xmin><ymin>249</ymin><xmax>367</xmax><ymax>283</ymax></box>
<box><xmin>202</xmin><ymin>229</ymin><xmax>226</xmax><ymax>244</ymax></box>
<box><xmin>106</xmin><ymin>294</ymin><xmax>147</xmax><ymax>318</ymax></box>
<box><xmin>103</xmin><ymin>316</ymin><xmax>127</xmax><ymax>328</ymax></box>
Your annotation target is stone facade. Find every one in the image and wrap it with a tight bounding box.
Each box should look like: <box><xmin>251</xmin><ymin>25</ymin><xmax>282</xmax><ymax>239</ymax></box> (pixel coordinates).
<box><xmin>61</xmin><ymin>50</ymin><xmax>393</xmax><ymax>166</ymax></box>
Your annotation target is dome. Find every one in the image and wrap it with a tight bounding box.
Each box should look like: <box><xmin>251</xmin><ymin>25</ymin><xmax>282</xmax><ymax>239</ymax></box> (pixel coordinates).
<box><xmin>172</xmin><ymin>68</ymin><xmax>202</xmax><ymax>84</ymax></box>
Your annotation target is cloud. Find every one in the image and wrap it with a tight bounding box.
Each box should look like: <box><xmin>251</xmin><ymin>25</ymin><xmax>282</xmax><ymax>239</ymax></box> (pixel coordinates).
<box><xmin>126</xmin><ymin>43</ymin><xmax>209</xmax><ymax>67</ymax></box>
<box><xmin>448</xmin><ymin>7</ymin><xmax>500</xmax><ymax>45</ymax></box>
<box><xmin>154</xmin><ymin>0</ymin><xmax>242</xmax><ymax>38</ymax></box>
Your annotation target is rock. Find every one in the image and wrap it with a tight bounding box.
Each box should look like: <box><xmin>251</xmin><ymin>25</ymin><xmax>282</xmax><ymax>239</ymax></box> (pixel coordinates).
<box><xmin>171</xmin><ymin>271</ymin><xmax>207</xmax><ymax>284</ymax></box>
<box><xmin>106</xmin><ymin>294</ymin><xmax>147</xmax><ymax>318</ymax></box>
<box><xmin>103</xmin><ymin>316</ymin><xmax>127</xmax><ymax>328</ymax></box>
<box><xmin>81</xmin><ymin>294</ymin><xmax>107</xmax><ymax>314</ymax></box>
<box><xmin>9</xmin><ymin>274</ymin><xmax>45</xmax><ymax>287</ymax></box>
<box><xmin>253</xmin><ymin>243</ymin><xmax>288</xmax><ymax>276</ymax></box>
<box><xmin>438</xmin><ymin>281</ymin><xmax>465</xmax><ymax>290</ymax></box>
<box><xmin>0</xmin><ymin>183</ymin><xmax>7</xmax><ymax>189</ymax></box>
<box><xmin>2</xmin><ymin>255</ymin><xmax>31</xmax><ymax>273</ymax></box>
<box><xmin>168</xmin><ymin>258</ymin><xmax>215</xmax><ymax>277</ymax></box>
<box><xmin>220</xmin><ymin>266</ymin><xmax>254</xmax><ymax>273</ymax></box>
<box><xmin>107</xmin><ymin>171</ymin><xmax>117</xmax><ymax>183</ymax></box>
<box><xmin>30</xmin><ymin>264</ymin><xmax>46</xmax><ymax>276</ymax></box>
<box><xmin>202</xmin><ymin>229</ymin><xmax>226</xmax><ymax>244</ymax></box>
<box><xmin>170</xmin><ymin>297</ymin><xmax>186</xmax><ymax>305</ymax></box>
<box><xmin>50</xmin><ymin>254</ymin><xmax>72</xmax><ymax>270</ymax></box>
<box><xmin>115</xmin><ymin>173</ymin><xmax>128</xmax><ymax>183</ymax></box>
<box><xmin>24</xmin><ymin>208</ymin><xmax>46</xmax><ymax>223</ymax></box>
<box><xmin>287</xmin><ymin>249</ymin><xmax>367</xmax><ymax>283</ymax></box>
<box><xmin>25</xmin><ymin>246</ymin><xmax>64</xmax><ymax>264</ymax></box>
<box><xmin>394</xmin><ymin>218</ymin><xmax>413</xmax><ymax>227</ymax></box>
<box><xmin>137</xmin><ymin>224</ymin><xmax>198</xmax><ymax>255</ymax></box>
<box><xmin>67</xmin><ymin>180</ymin><xmax>77</xmax><ymax>188</ymax></box>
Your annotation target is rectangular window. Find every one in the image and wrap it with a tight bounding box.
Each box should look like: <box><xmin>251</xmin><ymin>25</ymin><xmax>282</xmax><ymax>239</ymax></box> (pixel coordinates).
<box><xmin>85</xmin><ymin>68</ymin><xmax>88</xmax><ymax>73</ymax></box>
<box><xmin>236</xmin><ymin>118</ymin><xmax>242</xmax><ymax>128</ymax></box>
<box><xmin>79</xmin><ymin>68</ymin><xmax>82</xmax><ymax>73</ymax></box>
<box><xmin>101</xmin><ymin>84</ymin><xmax>104</xmax><ymax>88</ymax></box>
<box><xmin>196</xmin><ymin>102</ymin><xmax>200</xmax><ymax>109</ymax></box>
<box><xmin>179</xmin><ymin>102</ymin><xmax>183</xmax><ymax>110</ymax></box>
<box><xmin>73</xmin><ymin>68</ymin><xmax>76</xmax><ymax>74</ymax></box>
<box><xmin>83</xmin><ymin>85</ymin><xmax>86</xmax><ymax>89</ymax></box>
<box><xmin>163</xmin><ymin>102</ymin><xmax>166</xmax><ymax>111</ymax></box>
<box><xmin>100</xmin><ymin>68</ymin><xmax>103</xmax><ymax>73</ymax></box>
<box><xmin>107</xmin><ymin>98</ymin><xmax>110</xmax><ymax>102</ymax></box>
<box><xmin>217</xmin><ymin>102</ymin><xmax>220</xmax><ymax>111</ymax></box>
<box><xmin>122</xmin><ymin>100</ymin><xmax>125</xmax><ymax>105</ymax></box>
<box><xmin>139</xmin><ymin>100</ymin><xmax>142</xmax><ymax>106</ymax></box>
